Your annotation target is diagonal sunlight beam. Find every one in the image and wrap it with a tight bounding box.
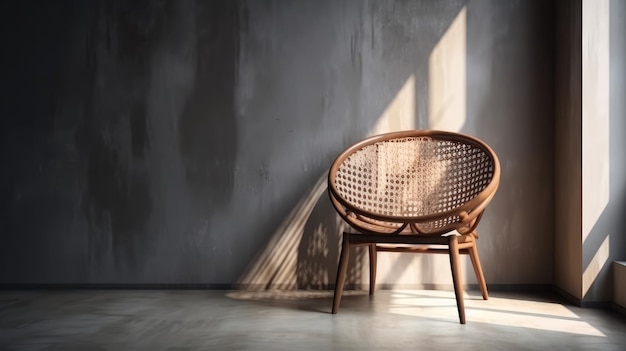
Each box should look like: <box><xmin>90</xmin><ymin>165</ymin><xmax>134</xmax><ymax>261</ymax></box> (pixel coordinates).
<box><xmin>581</xmin><ymin>0</ymin><xmax>610</xmax><ymax>299</ymax></box>
<box><xmin>237</xmin><ymin>175</ymin><xmax>328</xmax><ymax>290</ymax></box>
<box><xmin>369</xmin><ymin>75</ymin><xmax>415</xmax><ymax>136</ymax></box>
<box><xmin>582</xmin><ymin>0</ymin><xmax>610</xmax><ymax>244</ymax></box>
<box><xmin>583</xmin><ymin>235</ymin><xmax>610</xmax><ymax>297</ymax></box>
<box><xmin>428</xmin><ymin>6</ymin><xmax>466</xmax><ymax>132</ymax></box>
<box><xmin>369</xmin><ymin>5</ymin><xmax>468</xmax><ymax>288</ymax></box>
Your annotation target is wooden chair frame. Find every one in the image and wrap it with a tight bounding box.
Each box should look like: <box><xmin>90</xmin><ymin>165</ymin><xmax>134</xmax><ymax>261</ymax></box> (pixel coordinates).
<box><xmin>328</xmin><ymin>130</ymin><xmax>500</xmax><ymax>324</ymax></box>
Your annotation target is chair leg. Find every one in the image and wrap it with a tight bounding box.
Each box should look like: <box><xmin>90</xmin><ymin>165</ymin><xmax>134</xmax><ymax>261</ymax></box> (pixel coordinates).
<box><xmin>468</xmin><ymin>239</ymin><xmax>488</xmax><ymax>300</ymax></box>
<box><xmin>369</xmin><ymin>244</ymin><xmax>377</xmax><ymax>295</ymax></box>
<box><xmin>332</xmin><ymin>232</ymin><xmax>351</xmax><ymax>314</ymax></box>
<box><xmin>449</xmin><ymin>236</ymin><xmax>466</xmax><ymax>324</ymax></box>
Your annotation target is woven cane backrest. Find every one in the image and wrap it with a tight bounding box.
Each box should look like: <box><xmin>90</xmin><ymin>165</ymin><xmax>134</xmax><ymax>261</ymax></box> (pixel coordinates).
<box><xmin>328</xmin><ymin>130</ymin><xmax>499</xmax><ymax>235</ymax></box>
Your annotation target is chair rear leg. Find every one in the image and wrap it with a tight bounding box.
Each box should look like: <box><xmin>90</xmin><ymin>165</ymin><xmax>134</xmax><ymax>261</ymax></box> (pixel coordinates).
<box><xmin>332</xmin><ymin>232</ymin><xmax>351</xmax><ymax>314</ymax></box>
<box><xmin>449</xmin><ymin>236</ymin><xmax>466</xmax><ymax>324</ymax></box>
<box><xmin>369</xmin><ymin>244</ymin><xmax>377</xmax><ymax>295</ymax></box>
<box><xmin>468</xmin><ymin>241</ymin><xmax>488</xmax><ymax>300</ymax></box>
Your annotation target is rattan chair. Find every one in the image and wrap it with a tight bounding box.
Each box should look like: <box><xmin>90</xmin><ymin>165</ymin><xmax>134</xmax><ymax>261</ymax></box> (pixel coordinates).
<box><xmin>328</xmin><ymin>130</ymin><xmax>500</xmax><ymax>324</ymax></box>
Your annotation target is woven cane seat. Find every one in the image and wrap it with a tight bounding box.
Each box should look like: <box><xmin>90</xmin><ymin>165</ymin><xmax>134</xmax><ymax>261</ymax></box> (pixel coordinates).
<box><xmin>328</xmin><ymin>130</ymin><xmax>499</xmax><ymax>236</ymax></box>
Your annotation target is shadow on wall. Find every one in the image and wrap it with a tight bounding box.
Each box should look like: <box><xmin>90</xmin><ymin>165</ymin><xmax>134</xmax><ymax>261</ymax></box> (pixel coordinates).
<box><xmin>296</xmin><ymin>182</ymin><xmax>348</xmax><ymax>290</ymax></box>
<box><xmin>236</xmin><ymin>175</ymin><xmax>344</xmax><ymax>289</ymax></box>
<box><xmin>234</xmin><ymin>173</ymin><xmax>366</xmax><ymax>290</ymax></box>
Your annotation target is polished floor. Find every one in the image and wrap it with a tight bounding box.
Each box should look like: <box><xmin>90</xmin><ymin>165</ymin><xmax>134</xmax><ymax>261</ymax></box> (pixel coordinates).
<box><xmin>0</xmin><ymin>289</ymin><xmax>625</xmax><ymax>350</ymax></box>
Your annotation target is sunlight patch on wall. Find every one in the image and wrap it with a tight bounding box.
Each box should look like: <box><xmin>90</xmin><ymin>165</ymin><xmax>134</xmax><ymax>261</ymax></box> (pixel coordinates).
<box><xmin>368</xmin><ymin>5</ymin><xmax>468</xmax><ymax>287</ymax></box>
<box><xmin>583</xmin><ymin>235</ymin><xmax>610</xmax><ymax>297</ymax></box>
<box><xmin>428</xmin><ymin>6</ymin><xmax>466</xmax><ymax>132</ymax></box>
<box><xmin>369</xmin><ymin>75</ymin><xmax>415</xmax><ymax>136</ymax></box>
<box><xmin>582</xmin><ymin>0</ymin><xmax>609</xmax><ymax>243</ymax></box>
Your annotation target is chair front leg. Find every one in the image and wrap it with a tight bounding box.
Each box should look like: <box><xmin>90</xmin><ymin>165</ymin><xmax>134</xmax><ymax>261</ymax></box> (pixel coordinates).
<box><xmin>468</xmin><ymin>235</ymin><xmax>488</xmax><ymax>300</ymax></box>
<box><xmin>449</xmin><ymin>235</ymin><xmax>466</xmax><ymax>324</ymax></box>
<box><xmin>332</xmin><ymin>232</ymin><xmax>351</xmax><ymax>314</ymax></box>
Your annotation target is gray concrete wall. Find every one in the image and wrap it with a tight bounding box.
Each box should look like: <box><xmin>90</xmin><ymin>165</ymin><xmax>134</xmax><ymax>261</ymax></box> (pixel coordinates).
<box><xmin>0</xmin><ymin>0</ymin><xmax>555</xmax><ymax>287</ymax></box>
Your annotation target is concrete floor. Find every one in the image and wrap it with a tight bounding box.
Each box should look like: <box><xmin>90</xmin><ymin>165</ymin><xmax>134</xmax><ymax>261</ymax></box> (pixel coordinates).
<box><xmin>0</xmin><ymin>289</ymin><xmax>625</xmax><ymax>351</ymax></box>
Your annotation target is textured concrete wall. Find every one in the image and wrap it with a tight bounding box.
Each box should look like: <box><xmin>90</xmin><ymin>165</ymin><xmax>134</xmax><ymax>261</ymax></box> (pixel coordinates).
<box><xmin>0</xmin><ymin>0</ymin><xmax>555</xmax><ymax>287</ymax></box>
